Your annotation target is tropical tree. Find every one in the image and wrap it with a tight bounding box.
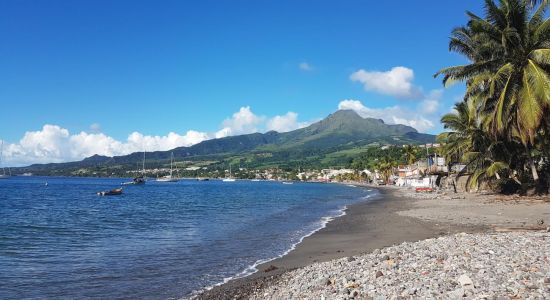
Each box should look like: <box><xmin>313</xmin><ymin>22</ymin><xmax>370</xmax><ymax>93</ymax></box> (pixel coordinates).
<box><xmin>402</xmin><ymin>145</ymin><xmax>418</xmax><ymax>165</ymax></box>
<box><xmin>436</xmin><ymin>0</ymin><xmax>550</xmax><ymax>191</ymax></box>
<box><xmin>375</xmin><ymin>156</ymin><xmax>397</xmax><ymax>184</ymax></box>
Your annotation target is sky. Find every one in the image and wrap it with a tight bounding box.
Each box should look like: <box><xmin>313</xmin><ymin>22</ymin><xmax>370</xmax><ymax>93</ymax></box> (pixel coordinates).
<box><xmin>0</xmin><ymin>0</ymin><xmax>484</xmax><ymax>166</ymax></box>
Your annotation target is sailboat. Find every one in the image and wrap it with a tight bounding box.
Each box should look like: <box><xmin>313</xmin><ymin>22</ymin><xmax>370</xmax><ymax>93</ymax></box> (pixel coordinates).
<box><xmin>122</xmin><ymin>149</ymin><xmax>146</xmax><ymax>185</ymax></box>
<box><xmin>157</xmin><ymin>152</ymin><xmax>178</xmax><ymax>182</ymax></box>
<box><xmin>0</xmin><ymin>141</ymin><xmax>11</xmax><ymax>179</ymax></box>
<box><xmin>222</xmin><ymin>165</ymin><xmax>236</xmax><ymax>182</ymax></box>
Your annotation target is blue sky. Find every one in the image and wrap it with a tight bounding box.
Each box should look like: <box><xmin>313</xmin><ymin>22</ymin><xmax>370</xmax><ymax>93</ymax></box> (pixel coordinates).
<box><xmin>0</xmin><ymin>0</ymin><xmax>483</xmax><ymax>165</ymax></box>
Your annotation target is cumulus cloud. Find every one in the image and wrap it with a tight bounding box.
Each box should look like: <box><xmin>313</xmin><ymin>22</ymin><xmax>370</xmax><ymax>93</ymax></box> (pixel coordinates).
<box><xmin>220</xmin><ymin>106</ymin><xmax>264</xmax><ymax>136</ymax></box>
<box><xmin>2</xmin><ymin>125</ymin><xmax>211</xmax><ymax>166</ymax></box>
<box><xmin>3</xmin><ymin>106</ymin><xmax>312</xmax><ymax>166</ymax></box>
<box><xmin>350</xmin><ymin>66</ymin><xmax>422</xmax><ymax>99</ymax></box>
<box><xmin>266</xmin><ymin>112</ymin><xmax>309</xmax><ymax>132</ymax></box>
<box><xmin>338</xmin><ymin>99</ymin><xmax>435</xmax><ymax>132</ymax></box>
<box><xmin>299</xmin><ymin>62</ymin><xmax>313</xmax><ymax>71</ymax></box>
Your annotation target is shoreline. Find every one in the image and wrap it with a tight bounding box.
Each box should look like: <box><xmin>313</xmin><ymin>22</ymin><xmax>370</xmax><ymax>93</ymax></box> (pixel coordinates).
<box><xmin>195</xmin><ymin>186</ymin><xmax>486</xmax><ymax>299</ymax></box>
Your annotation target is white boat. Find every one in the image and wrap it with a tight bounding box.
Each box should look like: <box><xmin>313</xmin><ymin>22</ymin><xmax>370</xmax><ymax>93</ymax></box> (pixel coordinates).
<box><xmin>0</xmin><ymin>141</ymin><xmax>11</xmax><ymax>179</ymax></box>
<box><xmin>222</xmin><ymin>165</ymin><xmax>236</xmax><ymax>182</ymax></box>
<box><xmin>251</xmin><ymin>179</ymin><xmax>261</xmax><ymax>182</ymax></box>
<box><xmin>282</xmin><ymin>181</ymin><xmax>294</xmax><ymax>185</ymax></box>
<box><xmin>157</xmin><ymin>153</ymin><xmax>178</xmax><ymax>182</ymax></box>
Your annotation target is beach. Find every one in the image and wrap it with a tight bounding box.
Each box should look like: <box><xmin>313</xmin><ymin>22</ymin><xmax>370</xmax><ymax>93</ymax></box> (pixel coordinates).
<box><xmin>196</xmin><ymin>186</ymin><xmax>550</xmax><ymax>299</ymax></box>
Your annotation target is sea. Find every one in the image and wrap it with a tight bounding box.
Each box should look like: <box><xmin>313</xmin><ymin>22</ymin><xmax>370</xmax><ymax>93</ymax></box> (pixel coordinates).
<box><xmin>0</xmin><ymin>176</ymin><xmax>377</xmax><ymax>299</ymax></box>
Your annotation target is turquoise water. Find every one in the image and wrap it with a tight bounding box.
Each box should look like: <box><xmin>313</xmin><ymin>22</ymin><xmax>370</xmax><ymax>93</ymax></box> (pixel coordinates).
<box><xmin>0</xmin><ymin>176</ymin><xmax>374</xmax><ymax>299</ymax></box>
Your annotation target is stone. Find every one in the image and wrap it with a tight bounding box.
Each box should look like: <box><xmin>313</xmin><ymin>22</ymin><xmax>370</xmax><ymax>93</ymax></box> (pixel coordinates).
<box><xmin>347</xmin><ymin>256</ymin><xmax>356</xmax><ymax>262</ymax></box>
<box><xmin>457</xmin><ymin>274</ymin><xmax>474</xmax><ymax>290</ymax></box>
<box><xmin>447</xmin><ymin>288</ymin><xmax>465</xmax><ymax>298</ymax></box>
<box><xmin>375</xmin><ymin>270</ymin><xmax>384</xmax><ymax>278</ymax></box>
<box><xmin>381</xmin><ymin>255</ymin><xmax>390</xmax><ymax>261</ymax></box>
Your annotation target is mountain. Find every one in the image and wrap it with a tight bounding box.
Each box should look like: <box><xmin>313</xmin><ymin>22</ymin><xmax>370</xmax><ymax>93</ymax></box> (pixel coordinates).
<box><xmin>15</xmin><ymin>110</ymin><xmax>436</xmax><ymax>174</ymax></box>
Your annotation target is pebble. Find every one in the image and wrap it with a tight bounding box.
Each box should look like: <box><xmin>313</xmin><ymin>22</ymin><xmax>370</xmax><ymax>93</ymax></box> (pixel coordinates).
<box><xmin>249</xmin><ymin>232</ymin><xmax>550</xmax><ymax>300</ymax></box>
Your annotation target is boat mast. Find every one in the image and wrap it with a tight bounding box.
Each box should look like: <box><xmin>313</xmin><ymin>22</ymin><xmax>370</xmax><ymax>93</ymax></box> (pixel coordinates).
<box><xmin>0</xmin><ymin>140</ymin><xmax>5</xmax><ymax>176</ymax></box>
<box><xmin>170</xmin><ymin>152</ymin><xmax>173</xmax><ymax>177</ymax></box>
<box><xmin>142</xmin><ymin>148</ymin><xmax>146</xmax><ymax>176</ymax></box>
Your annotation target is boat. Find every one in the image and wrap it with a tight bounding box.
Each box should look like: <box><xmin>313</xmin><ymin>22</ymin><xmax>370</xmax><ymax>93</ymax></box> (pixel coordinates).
<box><xmin>97</xmin><ymin>188</ymin><xmax>123</xmax><ymax>196</ymax></box>
<box><xmin>251</xmin><ymin>179</ymin><xmax>261</xmax><ymax>182</ymax></box>
<box><xmin>282</xmin><ymin>181</ymin><xmax>294</xmax><ymax>185</ymax></box>
<box><xmin>222</xmin><ymin>165</ymin><xmax>236</xmax><ymax>182</ymax></box>
<box><xmin>0</xmin><ymin>141</ymin><xmax>11</xmax><ymax>179</ymax></box>
<box><xmin>157</xmin><ymin>152</ymin><xmax>178</xmax><ymax>182</ymax></box>
<box><xmin>415</xmin><ymin>187</ymin><xmax>433</xmax><ymax>193</ymax></box>
<box><xmin>122</xmin><ymin>150</ymin><xmax>147</xmax><ymax>185</ymax></box>
<box><xmin>197</xmin><ymin>177</ymin><xmax>210</xmax><ymax>181</ymax></box>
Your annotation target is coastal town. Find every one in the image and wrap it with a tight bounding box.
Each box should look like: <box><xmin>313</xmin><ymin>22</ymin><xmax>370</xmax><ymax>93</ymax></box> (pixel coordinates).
<box><xmin>2</xmin><ymin>0</ymin><xmax>550</xmax><ymax>299</ymax></box>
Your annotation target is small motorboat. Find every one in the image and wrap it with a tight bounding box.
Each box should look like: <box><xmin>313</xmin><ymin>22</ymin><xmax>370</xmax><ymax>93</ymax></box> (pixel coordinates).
<box><xmin>282</xmin><ymin>181</ymin><xmax>294</xmax><ymax>185</ymax></box>
<box><xmin>97</xmin><ymin>188</ymin><xmax>123</xmax><ymax>196</ymax></box>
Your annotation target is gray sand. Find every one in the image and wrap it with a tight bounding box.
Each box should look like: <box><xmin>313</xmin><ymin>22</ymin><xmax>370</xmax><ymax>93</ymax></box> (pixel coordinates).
<box><xmin>196</xmin><ymin>187</ymin><xmax>483</xmax><ymax>299</ymax></box>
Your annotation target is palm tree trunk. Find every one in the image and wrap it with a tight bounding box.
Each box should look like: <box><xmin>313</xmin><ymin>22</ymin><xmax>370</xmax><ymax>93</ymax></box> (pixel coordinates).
<box><xmin>529</xmin><ymin>157</ymin><xmax>539</xmax><ymax>181</ymax></box>
<box><xmin>527</xmin><ymin>145</ymin><xmax>539</xmax><ymax>182</ymax></box>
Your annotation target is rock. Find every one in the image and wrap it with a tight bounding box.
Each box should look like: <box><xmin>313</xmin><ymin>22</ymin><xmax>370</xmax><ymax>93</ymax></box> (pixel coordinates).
<box><xmin>544</xmin><ymin>277</ymin><xmax>550</xmax><ymax>284</ymax></box>
<box><xmin>457</xmin><ymin>274</ymin><xmax>474</xmax><ymax>290</ymax></box>
<box><xmin>347</xmin><ymin>256</ymin><xmax>356</xmax><ymax>262</ymax></box>
<box><xmin>537</xmin><ymin>219</ymin><xmax>544</xmax><ymax>225</ymax></box>
<box><xmin>381</xmin><ymin>255</ymin><xmax>390</xmax><ymax>261</ymax></box>
<box><xmin>349</xmin><ymin>289</ymin><xmax>359</xmax><ymax>298</ymax></box>
<box><xmin>447</xmin><ymin>288</ymin><xmax>465</xmax><ymax>298</ymax></box>
<box><xmin>375</xmin><ymin>270</ymin><xmax>384</xmax><ymax>278</ymax></box>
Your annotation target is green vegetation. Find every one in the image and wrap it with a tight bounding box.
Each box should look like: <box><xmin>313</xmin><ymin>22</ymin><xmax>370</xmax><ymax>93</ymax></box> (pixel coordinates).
<box><xmin>436</xmin><ymin>0</ymin><xmax>550</xmax><ymax>193</ymax></box>
<box><xmin>13</xmin><ymin>110</ymin><xmax>435</xmax><ymax>176</ymax></box>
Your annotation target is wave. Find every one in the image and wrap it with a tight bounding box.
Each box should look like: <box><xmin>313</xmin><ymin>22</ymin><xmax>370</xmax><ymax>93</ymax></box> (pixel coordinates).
<box><xmin>187</xmin><ymin>190</ymin><xmax>378</xmax><ymax>299</ymax></box>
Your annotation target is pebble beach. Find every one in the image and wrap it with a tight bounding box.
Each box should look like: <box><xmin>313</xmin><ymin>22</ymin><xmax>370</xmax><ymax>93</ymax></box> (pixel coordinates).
<box><xmin>250</xmin><ymin>232</ymin><xmax>550</xmax><ymax>299</ymax></box>
<box><xmin>197</xmin><ymin>186</ymin><xmax>550</xmax><ymax>299</ymax></box>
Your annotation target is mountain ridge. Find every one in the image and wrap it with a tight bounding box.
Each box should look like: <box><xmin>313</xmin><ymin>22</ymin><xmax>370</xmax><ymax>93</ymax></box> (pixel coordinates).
<box><xmin>18</xmin><ymin>110</ymin><xmax>436</xmax><ymax>172</ymax></box>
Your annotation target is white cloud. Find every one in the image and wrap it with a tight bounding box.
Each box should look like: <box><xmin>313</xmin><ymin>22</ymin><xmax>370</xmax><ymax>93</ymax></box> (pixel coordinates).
<box><xmin>266</xmin><ymin>112</ymin><xmax>309</xmax><ymax>132</ymax></box>
<box><xmin>338</xmin><ymin>99</ymin><xmax>435</xmax><ymax>132</ymax></box>
<box><xmin>3</xmin><ymin>106</ymin><xmax>312</xmax><ymax>166</ymax></box>
<box><xmin>418</xmin><ymin>89</ymin><xmax>443</xmax><ymax>114</ymax></box>
<box><xmin>299</xmin><ymin>62</ymin><xmax>313</xmax><ymax>71</ymax></box>
<box><xmin>221</xmin><ymin>106</ymin><xmax>264</xmax><ymax>135</ymax></box>
<box><xmin>350</xmin><ymin>66</ymin><xmax>422</xmax><ymax>99</ymax></box>
<box><xmin>2</xmin><ymin>125</ymin><xmax>211</xmax><ymax>166</ymax></box>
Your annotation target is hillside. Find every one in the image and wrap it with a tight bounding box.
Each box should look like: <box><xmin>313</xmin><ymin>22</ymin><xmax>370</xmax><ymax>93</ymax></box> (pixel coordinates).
<box><xmin>15</xmin><ymin>110</ymin><xmax>436</xmax><ymax>175</ymax></box>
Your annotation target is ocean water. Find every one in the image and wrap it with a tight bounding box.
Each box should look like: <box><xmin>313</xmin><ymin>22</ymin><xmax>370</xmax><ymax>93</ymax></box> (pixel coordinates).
<box><xmin>0</xmin><ymin>177</ymin><xmax>375</xmax><ymax>299</ymax></box>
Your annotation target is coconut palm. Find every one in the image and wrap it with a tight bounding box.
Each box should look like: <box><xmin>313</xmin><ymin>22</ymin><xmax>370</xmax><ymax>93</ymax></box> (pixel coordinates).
<box><xmin>402</xmin><ymin>145</ymin><xmax>418</xmax><ymax>166</ymax></box>
<box><xmin>436</xmin><ymin>0</ymin><xmax>550</xmax><ymax>186</ymax></box>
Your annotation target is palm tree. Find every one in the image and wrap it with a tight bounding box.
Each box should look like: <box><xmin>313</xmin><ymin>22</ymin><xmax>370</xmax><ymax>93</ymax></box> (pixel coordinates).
<box><xmin>439</xmin><ymin>99</ymin><xmax>532</xmax><ymax>190</ymax></box>
<box><xmin>436</xmin><ymin>0</ymin><xmax>550</xmax><ymax>186</ymax></box>
<box><xmin>376</xmin><ymin>156</ymin><xmax>397</xmax><ymax>184</ymax></box>
<box><xmin>402</xmin><ymin>145</ymin><xmax>418</xmax><ymax>166</ymax></box>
